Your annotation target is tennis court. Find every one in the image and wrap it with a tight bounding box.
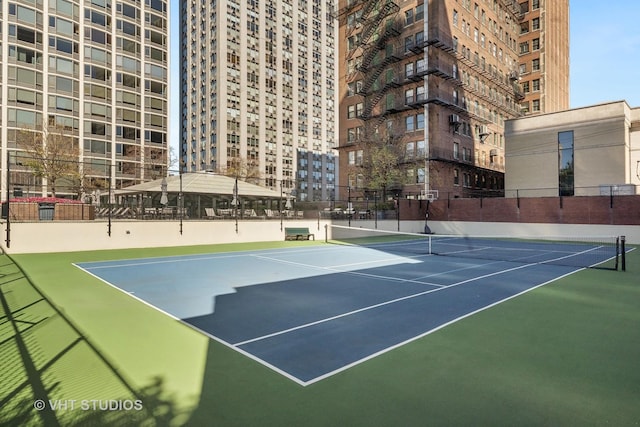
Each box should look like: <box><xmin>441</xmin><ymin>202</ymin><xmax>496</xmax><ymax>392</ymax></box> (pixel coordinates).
<box><xmin>75</xmin><ymin>227</ymin><xmax>624</xmax><ymax>385</ymax></box>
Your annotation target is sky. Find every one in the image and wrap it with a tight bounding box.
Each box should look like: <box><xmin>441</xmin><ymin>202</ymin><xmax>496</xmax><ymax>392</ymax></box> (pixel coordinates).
<box><xmin>570</xmin><ymin>1</ymin><xmax>640</xmax><ymax>108</ymax></box>
<box><xmin>168</xmin><ymin>1</ymin><xmax>640</xmax><ymax>150</ymax></box>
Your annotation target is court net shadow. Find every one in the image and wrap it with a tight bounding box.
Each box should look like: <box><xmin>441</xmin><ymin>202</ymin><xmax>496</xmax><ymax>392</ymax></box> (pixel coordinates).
<box><xmin>0</xmin><ymin>253</ymin><xmax>182</xmax><ymax>426</ymax></box>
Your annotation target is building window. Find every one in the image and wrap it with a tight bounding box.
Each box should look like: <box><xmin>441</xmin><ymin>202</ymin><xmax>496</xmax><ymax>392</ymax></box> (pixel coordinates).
<box><xmin>347</xmin><ymin>82</ymin><xmax>356</xmax><ymax>96</ymax></box>
<box><xmin>347</xmin><ymin>59</ymin><xmax>355</xmax><ymax>74</ymax></box>
<box><xmin>532</xmin><ymin>17</ymin><xmax>540</xmax><ymax>30</ymax></box>
<box><xmin>558</xmin><ymin>131</ymin><xmax>574</xmax><ymax>196</ymax></box>
<box><xmin>532</xmin><ymin>99</ymin><xmax>540</xmax><ymax>112</ymax></box>
<box><xmin>347</xmin><ymin>35</ymin><xmax>358</xmax><ymax>50</ymax></box>
<box><xmin>532</xmin><ymin>38</ymin><xmax>540</xmax><ymax>50</ymax></box>
<box><xmin>532</xmin><ymin>79</ymin><xmax>540</xmax><ymax>91</ymax></box>
<box><xmin>405</xmin><ymin>9</ymin><xmax>413</xmax><ymax>26</ymax></box>
<box><xmin>453</xmin><ymin>142</ymin><xmax>459</xmax><ymax>159</ymax></box>
<box><xmin>453</xmin><ymin>10</ymin><xmax>458</xmax><ymax>27</ymax></box>
<box><xmin>405</xmin><ymin>62</ymin><xmax>414</xmax><ymax>78</ymax></box>
<box><xmin>405</xmin><ymin>88</ymin><xmax>414</xmax><ymax>104</ymax></box>
<box><xmin>348</xmin><ymin>151</ymin><xmax>355</xmax><ymax>165</ymax></box>
<box><xmin>347</xmin><ymin>127</ymin><xmax>356</xmax><ymax>143</ymax></box>
<box><xmin>519</xmin><ymin>63</ymin><xmax>527</xmax><ymax>74</ymax></box>
<box><xmin>532</xmin><ymin>58</ymin><xmax>540</xmax><ymax>71</ymax></box>
<box><xmin>522</xmin><ymin>81</ymin><xmax>530</xmax><ymax>93</ymax></box>
<box><xmin>519</xmin><ymin>41</ymin><xmax>529</xmax><ymax>54</ymax></box>
<box><xmin>347</xmin><ymin>104</ymin><xmax>356</xmax><ymax>119</ymax></box>
<box><xmin>453</xmin><ymin>168</ymin><xmax>459</xmax><ymax>185</ymax></box>
<box><xmin>406</xmin><ymin>141</ymin><xmax>415</xmax><ymax>159</ymax></box>
<box><xmin>405</xmin><ymin>115</ymin><xmax>415</xmax><ymax>132</ymax></box>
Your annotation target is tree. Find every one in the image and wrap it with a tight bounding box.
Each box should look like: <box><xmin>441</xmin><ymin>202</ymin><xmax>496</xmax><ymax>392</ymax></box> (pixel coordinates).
<box><xmin>168</xmin><ymin>145</ymin><xmax>179</xmax><ymax>171</ymax></box>
<box><xmin>220</xmin><ymin>155</ymin><xmax>262</xmax><ymax>185</ymax></box>
<box><xmin>17</xmin><ymin>124</ymin><xmax>80</xmax><ymax>198</ymax></box>
<box><xmin>349</xmin><ymin>121</ymin><xmax>407</xmax><ymax>200</ymax></box>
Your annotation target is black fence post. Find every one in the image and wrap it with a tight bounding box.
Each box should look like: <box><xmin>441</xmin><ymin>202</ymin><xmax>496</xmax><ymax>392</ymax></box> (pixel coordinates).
<box><xmin>621</xmin><ymin>235</ymin><xmax>626</xmax><ymax>272</ymax></box>
<box><xmin>5</xmin><ymin>154</ymin><xmax>10</xmax><ymax>248</ymax></box>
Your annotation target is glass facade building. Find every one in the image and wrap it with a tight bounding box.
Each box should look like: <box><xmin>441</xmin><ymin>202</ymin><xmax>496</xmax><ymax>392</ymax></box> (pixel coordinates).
<box><xmin>0</xmin><ymin>0</ymin><xmax>170</xmax><ymax>199</ymax></box>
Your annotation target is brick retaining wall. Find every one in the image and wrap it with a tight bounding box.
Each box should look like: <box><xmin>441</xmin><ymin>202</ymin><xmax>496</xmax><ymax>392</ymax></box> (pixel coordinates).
<box><xmin>399</xmin><ymin>195</ymin><xmax>640</xmax><ymax>225</ymax></box>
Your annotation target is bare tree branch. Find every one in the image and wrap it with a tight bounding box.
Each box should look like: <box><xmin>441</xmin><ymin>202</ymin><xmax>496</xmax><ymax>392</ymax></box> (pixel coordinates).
<box><xmin>220</xmin><ymin>156</ymin><xmax>262</xmax><ymax>185</ymax></box>
<box><xmin>17</xmin><ymin>123</ymin><xmax>79</xmax><ymax>198</ymax></box>
<box><xmin>348</xmin><ymin>121</ymin><xmax>408</xmax><ymax>199</ymax></box>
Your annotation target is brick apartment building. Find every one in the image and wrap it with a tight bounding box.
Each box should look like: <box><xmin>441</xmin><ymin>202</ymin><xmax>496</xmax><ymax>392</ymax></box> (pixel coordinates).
<box><xmin>336</xmin><ymin>0</ymin><xmax>569</xmax><ymax>203</ymax></box>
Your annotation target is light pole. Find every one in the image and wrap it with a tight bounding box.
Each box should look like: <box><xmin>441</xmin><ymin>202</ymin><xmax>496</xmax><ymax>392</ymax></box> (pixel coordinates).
<box><xmin>5</xmin><ymin>153</ymin><xmax>11</xmax><ymax>248</ymax></box>
<box><xmin>232</xmin><ymin>176</ymin><xmax>238</xmax><ymax>233</ymax></box>
<box><xmin>107</xmin><ymin>162</ymin><xmax>113</xmax><ymax>237</ymax></box>
<box><xmin>179</xmin><ymin>171</ymin><xmax>183</xmax><ymax>235</ymax></box>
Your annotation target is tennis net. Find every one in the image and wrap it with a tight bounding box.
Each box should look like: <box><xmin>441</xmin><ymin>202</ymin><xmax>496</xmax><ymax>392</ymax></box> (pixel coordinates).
<box><xmin>326</xmin><ymin>225</ymin><xmax>622</xmax><ymax>270</ymax></box>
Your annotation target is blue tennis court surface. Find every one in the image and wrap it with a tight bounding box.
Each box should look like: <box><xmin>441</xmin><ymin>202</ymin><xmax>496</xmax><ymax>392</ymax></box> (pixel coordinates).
<box><xmin>76</xmin><ymin>243</ymin><xmax>593</xmax><ymax>385</ymax></box>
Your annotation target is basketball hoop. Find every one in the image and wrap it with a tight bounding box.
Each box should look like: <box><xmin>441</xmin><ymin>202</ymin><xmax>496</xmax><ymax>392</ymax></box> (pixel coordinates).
<box><xmin>420</xmin><ymin>190</ymin><xmax>439</xmax><ymax>202</ymax></box>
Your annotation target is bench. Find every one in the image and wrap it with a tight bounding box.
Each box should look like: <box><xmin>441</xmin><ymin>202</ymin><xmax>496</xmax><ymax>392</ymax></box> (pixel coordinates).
<box><xmin>284</xmin><ymin>227</ymin><xmax>315</xmax><ymax>241</ymax></box>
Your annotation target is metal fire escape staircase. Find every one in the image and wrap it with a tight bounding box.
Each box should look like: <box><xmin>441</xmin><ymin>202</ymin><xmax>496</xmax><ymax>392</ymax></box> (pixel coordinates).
<box><xmin>354</xmin><ymin>1</ymin><xmax>401</xmax><ymax>120</ymax></box>
<box><xmin>419</xmin><ymin>30</ymin><xmax>524</xmax><ymax>119</ymax></box>
<box><xmin>358</xmin><ymin>0</ymin><xmax>399</xmax><ymax>46</ymax></box>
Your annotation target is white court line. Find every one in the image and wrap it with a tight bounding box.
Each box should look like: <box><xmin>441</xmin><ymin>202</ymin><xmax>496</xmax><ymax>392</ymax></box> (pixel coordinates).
<box><xmin>250</xmin><ymin>253</ymin><xmax>444</xmax><ymax>287</ymax></box>
<box><xmin>75</xmin><ymin>241</ymin><xmax>621</xmax><ymax>387</ymax></box>
<box><xmin>305</xmin><ymin>267</ymin><xmax>583</xmax><ymax>386</ymax></box>
<box><xmin>232</xmin><ymin>260</ymin><xmax>538</xmax><ymax>347</ymax></box>
<box><xmin>72</xmin><ymin>262</ymin><xmax>309</xmax><ymax>386</ymax></box>
<box><xmin>79</xmin><ymin>241</ymin><xmax>416</xmax><ymax>270</ymax></box>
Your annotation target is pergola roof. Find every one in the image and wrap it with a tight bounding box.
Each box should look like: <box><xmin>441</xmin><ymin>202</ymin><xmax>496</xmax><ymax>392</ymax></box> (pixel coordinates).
<box><xmin>115</xmin><ymin>172</ymin><xmax>283</xmax><ymax>199</ymax></box>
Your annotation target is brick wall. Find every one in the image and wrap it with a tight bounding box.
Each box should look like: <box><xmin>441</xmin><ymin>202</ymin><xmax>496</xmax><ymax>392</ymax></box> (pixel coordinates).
<box><xmin>399</xmin><ymin>195</ymin><xmax>640</xmax><ymax>225</ymax></box>
<box><xmin>6</xmin><ymin>203</ymin><xmax>95</xmax><ymax>221</ymax></box>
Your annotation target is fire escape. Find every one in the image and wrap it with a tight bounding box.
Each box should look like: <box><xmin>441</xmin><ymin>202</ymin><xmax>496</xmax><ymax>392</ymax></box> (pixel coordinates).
<box><xmin>340</xmin><ymin>0</ymin><xmax>402</xmax><ymax>122</ymax></box>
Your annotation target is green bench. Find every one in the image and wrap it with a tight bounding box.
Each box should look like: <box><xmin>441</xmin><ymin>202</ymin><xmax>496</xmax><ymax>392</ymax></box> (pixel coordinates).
<box><xmin>284</xmin><ymin>227</ymin><xmax>315</xmax><ymax>241</ymax></box>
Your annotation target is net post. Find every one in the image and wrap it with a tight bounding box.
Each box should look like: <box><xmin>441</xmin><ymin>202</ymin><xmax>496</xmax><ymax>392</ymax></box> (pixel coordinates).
<box><xmin>621</xmin><ymin>235</ymin><xmax>626</xmax><ymax>272</ymax></box>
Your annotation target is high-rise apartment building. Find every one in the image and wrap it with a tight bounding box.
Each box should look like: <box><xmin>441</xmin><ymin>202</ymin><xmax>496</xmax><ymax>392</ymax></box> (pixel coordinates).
<box><xmin>180</xmin><ymin>0</ymin><xmax>339</xmax><ymax>203</ymax></box>
<box><xmin>0</xmin><ymin>0</ymin><xmax>170</xmax><ymax>199</ymax></box>
<box><xmin>337</xmin><ymin>0</ymin><xmax>565</xmax><ymax>200</ymax></box>
<box><xmin>518</xmin><ymin>0</ymin><xmax>569</xmax><ymax>115</ymax></box>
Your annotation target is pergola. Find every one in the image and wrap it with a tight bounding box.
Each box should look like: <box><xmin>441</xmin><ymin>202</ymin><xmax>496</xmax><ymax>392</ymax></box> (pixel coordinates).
<box><xmin>113</xmin><ymin>172</ymin><xmax>286</xmax><ymax>219</ymax></box>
